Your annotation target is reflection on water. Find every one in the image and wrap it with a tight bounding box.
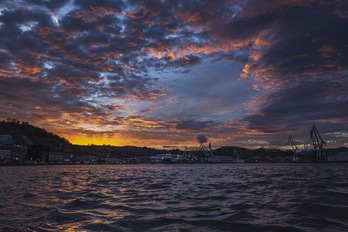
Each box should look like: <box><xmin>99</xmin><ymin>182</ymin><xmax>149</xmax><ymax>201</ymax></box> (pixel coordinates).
<box><xmin>0</xmin><ymin>163</ymin><xmax>347</xmax><ymax>231</ymax></box>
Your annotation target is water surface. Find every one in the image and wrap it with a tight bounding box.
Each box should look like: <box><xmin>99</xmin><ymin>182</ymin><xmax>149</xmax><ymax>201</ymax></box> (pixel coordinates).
<box><xmin>0</xmin><ymin>163</ymin><xmax>347</xmax><ymax>231</ymax></box>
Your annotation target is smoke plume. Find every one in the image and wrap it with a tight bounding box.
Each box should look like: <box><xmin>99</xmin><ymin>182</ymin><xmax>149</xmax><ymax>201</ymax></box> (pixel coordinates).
<box><xmin>196</xmin><ymin>134</ymin><xmax>208</xmax><ymax>144</ymax></box>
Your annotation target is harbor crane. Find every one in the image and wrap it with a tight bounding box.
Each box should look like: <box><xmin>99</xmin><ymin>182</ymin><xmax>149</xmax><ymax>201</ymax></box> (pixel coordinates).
<box><xmin>196</xmin><ymin>142</ymin><xmax>213</xmax><ymax>162</ymax></box>
<box><xmin>310</xmin><ymin>125</ymin><xmax>327</xmax><ymax>162</ymax></box>
<box><xmin>199</xmin><ymin>142</ymin><xmax>213</xmax><ymax>157</ymax></box>
<box><xmin>287</xmin><ymin>135</ymin><xmax>299</xmax><ymax>153</ymax></box>
<box><xmin>287</xmin><ymin>135</ymin><xmax>300</xmax><ymax>161</ymax></box>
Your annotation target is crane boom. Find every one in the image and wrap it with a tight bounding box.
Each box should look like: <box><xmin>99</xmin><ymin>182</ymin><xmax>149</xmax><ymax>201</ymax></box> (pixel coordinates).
<box><xmin>309</xmin><ymin>125</ymin><xmax>327</xmax><ymax>162</ymax></box>
<box><xmin>310</xmin><ymin>125</ymin><xmax>326</xmax><ymax>150</ymax></box>
<box><xmin>287</xmin><ymin>135</ymin><xmax>299</xmax><ymax>153</ymax></box>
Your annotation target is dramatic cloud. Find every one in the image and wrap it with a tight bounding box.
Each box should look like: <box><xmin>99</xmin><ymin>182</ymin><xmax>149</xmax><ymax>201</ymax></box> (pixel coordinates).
<box><xmin>0</xmin><ymin>0</ymin><xmax>347</xmax><ymax>148</ymax></box>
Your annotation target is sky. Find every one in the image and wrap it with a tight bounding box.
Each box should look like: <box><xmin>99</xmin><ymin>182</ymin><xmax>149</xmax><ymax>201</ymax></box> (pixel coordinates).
<box><xmin>0</xmin><ymin>0</ymin><xmax>348</xmax><ymax>149</ymax></box>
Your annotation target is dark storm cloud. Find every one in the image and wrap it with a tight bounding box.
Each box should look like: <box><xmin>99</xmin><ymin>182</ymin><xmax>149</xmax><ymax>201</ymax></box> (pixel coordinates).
<box><xmin>74</xmin><ymin>0</ymin><xmax>124</xmax><ymax>10</ymax></box>
<box><xmin>241</xmin><ymin>76</ymin><xmax>348</xmax><ymax>138</ymax></box>
<box><xmin>25</xmin><ymin>0</ymin><xmax>70</xmax><ymax>11</ymax></box>
<box><xmin>0</xmin><ymin>0</ymin><xmax>347</xmax><ymax>147</ymax></box>
<box><xmin>0</xmin><ymin>0</ymin><xmax>171</xmax><ymax>104</ymax></box>
<box><xmin>60</xmin><ymin>14</ymin><xmax>97</xmax><ymax>32</ymax></box>
<box><xmin>0</xmin><ymin>77</ymin><xmax>111</xmax><ymax>116</ymax></box>
<box><xmin>270</xmin><ymin>7</ymin><xmax>346</xmax><ymax>74</ymax></box>
<box><xmin>225</xmin><ymin>1</ymin><xmax>348</xmax><ymax>145</ymax></box>
<box><xmin>107</xmin><ymin>74</ymin><xmax>163</xmax><ymax>100</ymax></box>
<box><xmin>175</xmin><ymin>119</ymin><xmax>219</xmax><ymax>131</ymax></box>
<box><xmin>0</xmin><ymin>10</ymin><xmax>50</xmax><ymax>55</ymax></box>
<box><xmin>0</xmin><ymin>0</ymin><xmax>241</xmax><ymax>94</ymax></box>
<box><xmin>240</xmin><ymin>1</ymin><xmax>348</xmax><ymax>81</ymax></box>
<box><xmin>169</xmin><ymin>55</ymin><xmax>201</xmax><ymax>68</ymax></box>
<box><xmin>213</xmin><ymin>48</ymin><xmax>250</xmax><ymax>63</ymax></box>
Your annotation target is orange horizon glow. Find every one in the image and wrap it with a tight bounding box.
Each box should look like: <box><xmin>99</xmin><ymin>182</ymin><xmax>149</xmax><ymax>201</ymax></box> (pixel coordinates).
<box><xmin>62</xmin><ymin>132</ymin><xmax>201</xmax><ymax>149</ymax></box>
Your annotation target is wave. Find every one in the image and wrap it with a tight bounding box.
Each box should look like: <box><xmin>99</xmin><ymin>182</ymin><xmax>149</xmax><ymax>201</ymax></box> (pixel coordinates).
<box><xmin>0</xmin><ymin>163</ymin><xmax>347</xmax><ymax>231</ymax></box>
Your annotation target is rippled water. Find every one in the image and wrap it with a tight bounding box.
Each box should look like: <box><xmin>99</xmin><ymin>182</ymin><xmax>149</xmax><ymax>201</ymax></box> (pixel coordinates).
<box><xmin>0</xmin><ymin>163</ymin><xmax>347</xmax><ymax>232</ymax></box>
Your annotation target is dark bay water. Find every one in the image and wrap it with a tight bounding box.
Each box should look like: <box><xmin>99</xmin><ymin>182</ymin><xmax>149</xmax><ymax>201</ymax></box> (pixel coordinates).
<box><xmin>0</xmin><ymin>163</ymin><xmax>347</xmax><ymax>232</ymax></box>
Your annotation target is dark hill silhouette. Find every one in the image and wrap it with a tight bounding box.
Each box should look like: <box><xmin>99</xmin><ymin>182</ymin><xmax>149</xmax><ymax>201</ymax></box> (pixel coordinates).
<box><xmin>0</xmin><ymin>118</ymin><xmax>173</xmax><ymax>157</ymax></box>
<box><xmin>325</xmin><ymin>147</ymin><xmax>348</xmax><ymax>154</ymax></box>
<box><xmin>0</xmin><ymin>118</ymin><xmax>71</xmax><ymax>151</ymax></box>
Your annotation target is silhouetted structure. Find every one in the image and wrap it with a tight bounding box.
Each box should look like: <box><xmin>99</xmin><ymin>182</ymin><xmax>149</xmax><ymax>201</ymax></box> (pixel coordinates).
<box><xmin>27</xmin><ymin>145</ymin><xmax>43</xmax><ymax>162</ymax></box>
<box><xmin>310</xmin><ymin>125</ymin><xmax>327</xmax><ymax>162</ymax></box>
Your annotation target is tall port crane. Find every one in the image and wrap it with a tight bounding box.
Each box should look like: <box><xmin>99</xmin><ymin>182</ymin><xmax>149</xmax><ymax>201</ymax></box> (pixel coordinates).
<box><xmin>287</xmin><ymin>135</ymin><xmax>299</xmax><ymax>153</ymax></box>
<box><xmin>199</xmin><ymin>142</ymin><xmax>213</xmax><ymax>157</ymax></box>
<box><xmin>310</xmin><ymin>125</ymin><xmax>327</xmax><ymax>162</ymax></box>
<box><xmin>288</xmin><ymin>135</ymin><xmax>300</xmax><ymax>161</ymax></box>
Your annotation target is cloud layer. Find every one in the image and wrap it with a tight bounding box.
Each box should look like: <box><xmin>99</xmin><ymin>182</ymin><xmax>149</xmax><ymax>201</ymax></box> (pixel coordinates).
<box><xmin>1</xmin><ymin>0</ymin><xmax>347</xmax><ymax>148</ymax></box>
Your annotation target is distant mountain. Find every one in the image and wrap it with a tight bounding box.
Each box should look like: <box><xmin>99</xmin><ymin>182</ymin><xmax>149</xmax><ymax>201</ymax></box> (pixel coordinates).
<box><xmin>70</xmin><ymin>145</ymin><xmax>173</xmax><ymax>158</ymax></box>
<box><xmin>0</xmin><ymin>118</ymin><xmax>71</xmax><ymax>151</ymax></box>
<box><xmin>325</xmin><ymin>147</ymin><xmax>348</xmax><ymax>154</ymax></box>
<box><xmin>213</xmin><ymin>146</ymin><xmax>250</xmax><ymax>156</ymax></box>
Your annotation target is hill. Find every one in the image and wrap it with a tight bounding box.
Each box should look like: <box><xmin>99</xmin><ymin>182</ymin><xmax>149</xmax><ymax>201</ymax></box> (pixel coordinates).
<box><xmin>0</xmin><ymin>118</ymin><xmax>71</xmax><ymax>151</ymax></box>
<box><xmin>70</xmin><ymin>144</ymin><xmax>174</xmax><ymax>158</ymax></box>
<box><xmin>0</xmin><ymin>119</ymin><xmax>176</xmax><ymax>157</ymax></box>
<box><xmin>325</xmin><ymin>147</ymin><xmax>348</xmax><ymax>155</ymax></box>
